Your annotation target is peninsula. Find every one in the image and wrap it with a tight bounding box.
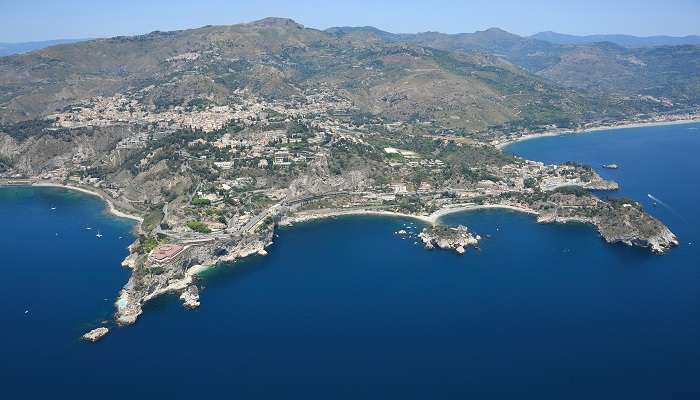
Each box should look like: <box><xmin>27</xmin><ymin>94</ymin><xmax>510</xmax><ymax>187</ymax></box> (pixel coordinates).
<box><xmin>0</xmin><ymin>18</ymin><xmax>690</xmax><ymax>337</ymax></box>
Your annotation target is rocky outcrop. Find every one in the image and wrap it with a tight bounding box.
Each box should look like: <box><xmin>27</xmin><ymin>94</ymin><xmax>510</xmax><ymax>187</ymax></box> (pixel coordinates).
<box><xmin>180</xmin><ymin>285</ymin><xmax>200</xmax><ymax>309</ymax></box>
<box><xmin>582</xmin><ymin>179</ymin><xmax>619</xmax><ymax>191</ymax></box>
<box><xmin>81</xmin><ymin>327</ymin><xmax>109</xmax><ymax>342</ymax></box>
<box><xmin>418</xmin><ymin>225</ymin><xmax>480</xmax><ymax>255</ymax></box>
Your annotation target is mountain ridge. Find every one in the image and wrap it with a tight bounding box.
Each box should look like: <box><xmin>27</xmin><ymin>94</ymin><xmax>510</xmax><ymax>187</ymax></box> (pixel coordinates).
<box><xmin>532</xmin><ymin>31</ymin><xmax>700</xmax><ymax>48</ymax></box>
<box><xmin>0</xmin><ymin>18</ymin><xmax>610</xmax><ymax>132</ymax></box>
<box><xmin>1</xmin><ymin>17</ymin><xmax>698</xmax><ymax>134</ymax></box>
<box><xmin>326</xmin><ymin>24</ymin><xmax>700</xmax><ymax>105</ymax></box>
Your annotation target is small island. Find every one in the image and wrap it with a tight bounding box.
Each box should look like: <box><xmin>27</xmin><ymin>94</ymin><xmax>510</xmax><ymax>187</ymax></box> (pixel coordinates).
<box><xmin>419</xmin><ymin>225</ymin><xmax>481</xmax><ymax>255</ymax></box>
<box><xmin>81</xmin><ymin>327</ymin><xmax>109</xmax><ymax>342</ymax></box>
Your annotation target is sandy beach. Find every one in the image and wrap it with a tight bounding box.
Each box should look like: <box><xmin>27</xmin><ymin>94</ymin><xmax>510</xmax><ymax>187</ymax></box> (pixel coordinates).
<box><xmin>31</xmin><ymin>182</ymin><xmax>144</xmax><ymax>223</ymax></box>
<box><xmin>281</xmin><ymin>203</ymin><xmax>538</xmax><ymax>227</ymax></box>
<box><xmin>281</xmin><ymin>209</ymin><xmax>435</xmax><ymax>225</ymax></box>
<box><xmin>496</xmin><ymin>117</ymin><xmax>700</xmax><ymax>149</ymax></box>
<box><xmin>429</xmin><ymin>204</ymin><xmax>538</xmax><ymax>223</ymax></box>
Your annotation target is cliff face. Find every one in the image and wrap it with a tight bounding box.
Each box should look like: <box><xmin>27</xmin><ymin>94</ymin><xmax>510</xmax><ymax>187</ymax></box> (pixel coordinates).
<box><xmin>590</xmin><ymin>206</ymin><xmax>679</xmax><ymax>253</ymax></box>
<box><xmin>115</xmin><ymin>224</ymin><xmax>274</xmax><ymax>326</ymax></box>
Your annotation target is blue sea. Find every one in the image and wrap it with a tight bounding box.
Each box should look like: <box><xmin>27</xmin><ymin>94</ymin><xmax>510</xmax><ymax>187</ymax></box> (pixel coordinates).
<box><xmin>1</xmin><ymin>122</ymin><xmax>699</xmax><ymax>399</ymax></box>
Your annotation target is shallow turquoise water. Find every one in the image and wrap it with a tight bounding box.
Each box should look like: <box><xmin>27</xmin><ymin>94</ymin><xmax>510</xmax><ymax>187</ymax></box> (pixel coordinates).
<box><xmin>1</xmin><ymin>122</ymin><xmax>699</xmax><ymax>399</ymax></box>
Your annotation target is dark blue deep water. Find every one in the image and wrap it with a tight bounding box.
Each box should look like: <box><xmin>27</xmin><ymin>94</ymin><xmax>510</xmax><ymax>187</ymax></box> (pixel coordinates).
<box><xmin>2</xmin><ymin>122</ymin><xmax>699</xmax><ymax>399</ymax></box>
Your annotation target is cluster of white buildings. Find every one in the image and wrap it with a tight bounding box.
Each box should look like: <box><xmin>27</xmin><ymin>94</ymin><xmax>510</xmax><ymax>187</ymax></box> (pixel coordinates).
<box><xmin>49</xmin><ymin>88</ymin><xmax>356</xmax><ymax>135</ymax></box>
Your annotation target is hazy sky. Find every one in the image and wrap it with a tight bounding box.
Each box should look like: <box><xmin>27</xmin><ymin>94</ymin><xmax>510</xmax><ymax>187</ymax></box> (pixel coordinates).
<box><xmin>2</xmin><ymin>0</ymin><xmax>699</xmax><ymax>42</ymax></box>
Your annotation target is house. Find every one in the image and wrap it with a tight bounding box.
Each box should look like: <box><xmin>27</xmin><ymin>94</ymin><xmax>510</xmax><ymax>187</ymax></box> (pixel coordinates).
<box><xmin>188</xmin><ymin>138</ymin><xmax>207</xmax><ymax>147</ymax></box>
<box><xmin>392</xmin><ymin>183</ymin><xmax>408</xmax><ymax>194</ymax></box>
<box><xmin>214</xmin><ymin>161</ymin><xmax>234</xmax><ymax>170</ymax></box>
<box><xmin>273</xmin><ymin>151</ymin><xmax>292</xmax><ymax>166</ymax></box>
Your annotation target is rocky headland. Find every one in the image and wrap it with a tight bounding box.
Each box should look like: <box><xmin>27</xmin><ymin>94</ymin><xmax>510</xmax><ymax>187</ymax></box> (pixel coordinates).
<box><xmin>523</xmin><ymin>190</ymin><xmax>679</xmax><ymax>254</ymax></box>
<box><xmin>115</xmin><ymin>226</ymin><xmax>274</xmax><ymax>326</ymax></box>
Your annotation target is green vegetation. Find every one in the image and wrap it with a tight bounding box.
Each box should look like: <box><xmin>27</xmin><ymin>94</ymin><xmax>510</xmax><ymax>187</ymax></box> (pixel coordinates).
<box><xmin>134</xmin><ymin>235</ymin><xmax>161</xmax><ymax>255</ymax></box>
<box><xmin>141</xmin><ymin>236</ymin><xmax>160</xmax><ymax>254</ymax></box>
<box><xmin>191</xmin><ymin>196</ymin><xmax>212</xmax><ymax>206</ymax></box>
<box><xmin>187</xmin><ymin>220</ymin><xmax>211</xmax><ymax>233</ymax></box>
<box><xmin>553</xmin><ymin>186</ymin><xmax>588</xmax><ymax>196</ymax></box>
<box><xmin>142</xmin><ymin>209</ymin><xmax>165</xmax><ymax>232</ymax></box>
<box><xmin>0</xmin><ymin>119</ymin><xmax>73</xmax><ymax>141</ymax></box>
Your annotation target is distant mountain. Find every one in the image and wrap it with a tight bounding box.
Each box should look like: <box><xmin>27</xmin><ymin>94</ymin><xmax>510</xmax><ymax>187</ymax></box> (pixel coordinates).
<box><xmin>0</xmin><ymin>18</ymin><xmax>608</xmax><ymax>131</ymax></box>
<box><xmin>327</xmin><ymin>26</ymin><xmax>700</xmax><ymax>106</ymax></box>
<box><xmin>325</xmin><ymin>26</ymin><xmax>405</xmax><ymax>41</ymax></box>
<box><xmin>532</xmin><ymin>31</ymin><xmax>700</xmax><ymax>48</ymax></box>
<box><xmin>0</xmin><ymin>39</ymin><xmax>88</xmax><ymax>56</ymax></box>
<box><xmin>1</xmin><ymin>18</ymin><xmax>698</xmax><ymax>133</ymax></box>
<box><xmin>326</xmin><ymin>26</ymin><xmax>567</xmax><ymax>72</ymax></box>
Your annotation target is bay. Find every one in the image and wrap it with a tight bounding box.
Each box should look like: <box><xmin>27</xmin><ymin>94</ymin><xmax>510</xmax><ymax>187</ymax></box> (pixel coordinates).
<box><xmin>1</xmin><ymin>122</ymin><xmax>699</xmax><ymax>398</ymax></box>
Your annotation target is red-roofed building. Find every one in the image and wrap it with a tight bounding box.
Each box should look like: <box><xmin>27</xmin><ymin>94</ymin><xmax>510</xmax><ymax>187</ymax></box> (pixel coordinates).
<box><xmin>148</xmin><ymin>244</ymin><xmax>185</xmax><ymax>265</ymax></box>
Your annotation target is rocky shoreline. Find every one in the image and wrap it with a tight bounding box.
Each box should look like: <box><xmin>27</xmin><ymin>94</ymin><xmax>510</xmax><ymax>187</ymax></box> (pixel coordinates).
<box><xmin>418</xmin><ymin>225</ymin><xmax>481</xmax><ymax>255</ymax></box>
<box><xmin>537</xmin><ymin>213</ymin><xmax>679</xmax><ymax>254</ymax></box>
<box><xmin>17</xmin><ymin>180</ymin><xmax>677</xmax><ymax>341</ymax></box>
<box><xmin>180</xmin><ymin>285</ymin><xmax>200</xmax><ymax>309</ymax></box>
<box><xmin>114</xmin><ymin>228</ymin><xmax>274</xmax><ymax>326</ymax></box>
<box><xmin>531</xmin><ymin>192</ymin><xmax>679</xmax><ymax>254</ymax></box>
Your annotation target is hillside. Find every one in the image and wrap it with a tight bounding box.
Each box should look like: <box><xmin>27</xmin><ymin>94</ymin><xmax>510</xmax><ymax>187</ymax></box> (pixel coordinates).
<box><xmin>538</xmin><ymin>44</ymin><xmax>700</xmax><ymax>104</ymax></box>
<box><xmin>327</xmin><ymin>26</ymin><xmax>700</xmax><ymax>108</ymax></box>
<box><xmin>0</xmin><ymin>18</ymin><xmax>605</xmax><ymax>133</ymax></box>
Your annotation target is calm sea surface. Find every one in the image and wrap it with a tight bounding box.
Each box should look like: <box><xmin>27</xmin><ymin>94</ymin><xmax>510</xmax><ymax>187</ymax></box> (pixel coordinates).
<box><xmin>1</xmin><ymin>122</ymin><xmax>699</xmax><ymax>399</ymax></box>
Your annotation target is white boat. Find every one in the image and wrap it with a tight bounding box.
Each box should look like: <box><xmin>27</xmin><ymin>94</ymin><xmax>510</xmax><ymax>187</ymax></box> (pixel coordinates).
<box><xmin>50</xmin><ymin>207</ymin><xmax>56</xmax><ymax>210</ymax></box>
<box><xmin>96</xmin><ymin>232</ymin><xmax>103</xmax><ymax>238</ymax></box>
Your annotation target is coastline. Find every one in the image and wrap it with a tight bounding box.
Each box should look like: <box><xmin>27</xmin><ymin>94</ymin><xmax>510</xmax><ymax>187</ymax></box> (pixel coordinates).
<box><xmin>281</xmin><ymin>209</ymin><xmax>434</xmax><ymax>225</ymax></box>
<box><xmin>280</xmin><ymin>204</ymin><xmax>538</xmax><ymax>227</ymax></box>
<box><xmin>496</xmin><ymin>117</ymin><xmax>700</xmax><ymax>149</ymax></box>
<box><xmin>30</xmin><ymin>182</ymin><xmax>144</xmax><ymax>224</ymax></box>
<box><xmin>430</xmin><ymin>204</ymin><xmax>538</xmax><ymax>222</ymax></box>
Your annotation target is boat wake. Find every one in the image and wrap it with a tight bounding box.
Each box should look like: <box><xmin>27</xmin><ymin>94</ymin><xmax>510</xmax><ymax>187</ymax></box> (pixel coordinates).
<box><xmin>648</xmin><ymin>193</ymin><xmax>682</xmax><ymax>219</ymax></box>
